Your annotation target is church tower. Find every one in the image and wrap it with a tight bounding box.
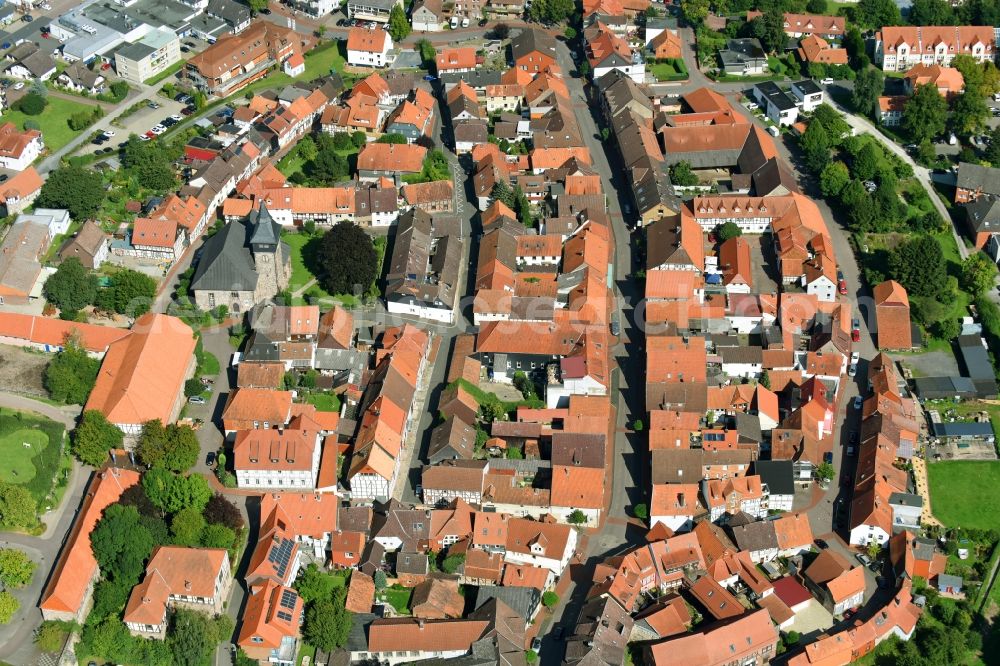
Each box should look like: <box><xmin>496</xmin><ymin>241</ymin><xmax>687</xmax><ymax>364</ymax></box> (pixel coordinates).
<box><xmin>248</xmin><ymin>204</ymin><xmax>289</xmax><ymax>299</ymax></box>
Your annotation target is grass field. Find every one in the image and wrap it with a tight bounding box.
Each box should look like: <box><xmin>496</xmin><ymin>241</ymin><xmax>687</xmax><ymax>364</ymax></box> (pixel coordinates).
<box><xmin>1</xmin><ymin>96</ymin><xmax>101</xmax><ymax>153</ymax></box>
<box><xmin>305</xmin><ymin>393</ymin><xmax>341</xmax><ymax>413</ymax></box>
<box><xmin>381</xmin><ymin>586</ymin><xmax>412</xmax><ymax>615</ymax></box>
<box><xmin>0</xmin><ymin>409</ymin><xmax>65</xmax><ymax>506</ymax></box>
<box><xmin>928</xmin><ymin>461</ymin><xmax>1000</xmax><ymax>531</ymax></box>
<box><xmin>0</xmin><ymin>430</ymin><xmax>49</xmax><ymax>483</ymax></box>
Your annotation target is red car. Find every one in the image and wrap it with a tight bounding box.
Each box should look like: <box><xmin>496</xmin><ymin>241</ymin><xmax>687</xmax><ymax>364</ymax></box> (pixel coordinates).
<box><xmin>838</xmin><ymin>279</ymin><xmax>847</xmax><ymax>295</ymax></box>
<box><xmin>101</xmin><ymin>62</ymin><xmax>111</xmax><ymax>70</ymax></box>
<box><xmin>145</xmin><ymin>130</ymin><xmax>156</xmax><ymax>139</ymax></box>
<box><xmin>852</xmin><ymin>328</ymin><xmax>860</xmax><ymax>342</ymax></box>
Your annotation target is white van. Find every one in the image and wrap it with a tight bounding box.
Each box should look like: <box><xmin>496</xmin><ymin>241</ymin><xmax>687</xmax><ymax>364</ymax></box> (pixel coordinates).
<box><xmin>461</xmin><ymin>16</ymin><xmax>469</xmax><ymax>27</ymax></box>
<box><xmin>450</xmin><ymin>16</ymin><xmax>459</xmax><ymax>28</ymax></box>
<box><xmin>768</xmin><ymin>125</ymin><xmax>779</xmax><ymax>137</ymax></box>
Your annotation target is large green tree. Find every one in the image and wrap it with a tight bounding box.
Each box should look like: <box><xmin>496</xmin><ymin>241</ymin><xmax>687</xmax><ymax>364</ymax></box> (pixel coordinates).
<box><xmin>985</xmin><ymin>127</ymin><xmax>1000</xmax><ymax>167</ymax></box>
<box><xmin>295</xmin><ymin>563</ymin><xmax>341</xmax><ymax>605</ymax></box>
<box><xmin>852</xmin><ymin>68</ymin><xmax>885</xmax><ymax>118</ymax></box>
<box><xmin>852</xmin><ymin>141</ymin><xmax>881</xmax><ymax>181</ymax></box>
<box><xmin>961</xmin><ymin>252</ymin><xmax>997</xmax><ymax>295</ymax></box>
<box><xmin>950</xmin><ymin>87</ymin><xmax>989</xmax><ymax>137</ymax></box>
<box><xmin>135</xmin><ymin>421</ymin><xmax>200</xmax><ymax>473</ymax></box>
<box><xmin>811</xmin><ymin>105</ymin><xmax>851</xmax><ymax>146</ymax></box>
<box><xmin>903</xmin><ymin>84</ymin><xmax>948</xmax><ymax>143</ymax></box>
<box><xmin>142</xmin><ymin>469</ymin><xmax>212</xmax><ymax>515</ymax></box>
<box><xmin>315</xmin><ymin>222</ymin><xmax>378</xmax><ymax>296</ymax></box>
<box><xmin>72</xmin><ymin>410</ymin><xmax>123</xmax><ymax>467</ymax></box>
<box><xmin>855</xmin><ymin>0</ymin><xmax>902</xmax><ymax>28</ymax></box>
<box><xmin>909</xmin><ymin>0</ymin><xmax>954</xmax><ymax>24</ymax></box>
<box><xmin>0</xmin><ymin>484</ymin><xmax>35</xmax><ymax>529</ymax></box>
<box><xmin>169</xmin><ymin>609</ymin><xmax>220</xmax><ymax>666</ymax></box>
<box><xmin>0</xmin><ymin>590</ymin><xmax>18</xmax><ymax>624</ymax></box>
<box><xmin>303</xmin><ymin>589</ymin><xmax>352</xmax><ymax>651</ymax></box>
<box><xmin>680</xmin><ymin>0</ymin><xmax>710</xmax><ymax>24</ymax></box>
<box><xmin>751</xmin><ymin>6</ymin><xmax>786</xmax><ymax>54</ymax></box>
<box><xmin>90</xmin><ymin>504</ymin><xmax>154</xmax><ymax>586</ymax></box>
<box><xmin>387</xmin><ymin>4</ymin><xmax>410</xmax><ymax>41</ymax></box>
<box><xmin>800</xmin><ymin>120</ymin><xmax>831</xmax><ymax>173</ymax></box>
<box><xmin>44</xmin><ymin>258</ymin><xmax>98</xmax><ymax>317</ymax></box>
<box><xmin>170</xmin><ymin>507</ymin><xmax>206</xmax><ymax>547</ymax></box>
<box><xmin>36</xmin><ymin>166</ymin><xmax>105</xmax><ymax>220</ymax></box>
<box><xmin>98</xmin><ymin>268</ymin><xmax>157</xmax><ymax>316</ymax></box>
<box><xmin>888</xmin><ymin>235</ymin><xmax>948</xmax><ymax>299</ymax></box>
<box><xmin>44</xmin><ymin>339</ymin><xmax>100</xmax><ymax>405</ymax></box>
<box><xmin>820</xmin><ymin>161</ymin><xmax>850</xmax><ymax>197</ymax></box>
<box><xmin>0</xmin><ymin>548</ymin><xmax>35</xmax><ymax>588</ymax></box>
<box><xmin>120</xmin><ymin>136</ymin><xmax>176</xmax><ymax>192</ymax></box>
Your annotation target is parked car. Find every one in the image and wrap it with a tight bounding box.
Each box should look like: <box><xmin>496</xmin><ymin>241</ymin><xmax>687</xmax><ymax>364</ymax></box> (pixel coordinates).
<box><xmin>847</xmin><ymin>446</ymin><xmax>856</xmax><ymax>456</ymax></box>
<box><xmin>259</xmin><ymin>6</ymin><xmax>271</xmax><ymax>12</ymax></box>
<box><xmin>815</xmin><ymin>538</ymin><xmax>828</xmax><ymax>549</ymax></box>
<box><xmin>850</xmin><ymin>431</ymin><xmax>859</xmax><ymax>444</ymax></box>
<box><xmin>838</xmin><ymin>278</ymin><xmax>847</xmax><ymax>295</ymax></box>
<box><xmin>147</xmin><ymin>101</ymin><xmax>160</xmax><ymax>109</ymax></box>
<box><xmin>188</xmin><ymin>396</ymin><xmax>206</xmax><ymax>404</ymax></box>
<box><xmin>823</xmin><ymin>451</ymin><xmax>833</xmax><ymax>465</ymax></box>
<box><xmin>821</xmin><ymin>77</ymin><xmax>834</xmax><ymax>84</ymax></box>
<box><xmin>610</xmin><ymin>319</ymin><xmax>620</xmax><ymax>336</ymax></box>
<box><xmin>151</xmin><ymin>125</ymin><xmax>167</xmax><ymax>135</ymax></box>
<box><xmin>531</xmin><ymin>638</ymin><xmax>542</xmax><ymax>652</ymax></box>
<box><xmin>12</xmin><ymin>81</ymin><xmax>24</xmax><ymax>90</ymax></box>
<box><xmin>181</xmin><ymin>46</ymin><xmax>190</xmax><ymax>53</ymax></box>
<box><xmin>848</xmin><ymin>363</ymin><xmax>857</xmax><ymax>377</ymax></box>
<box><xmin>103</xmin><ymin>129</ymin><xmax>115</xmax><ymax>137</ymax></box>
<box><xmin>22</xmin><ymin>14</ymin><xmax>33</xmax><ymax>22</ymax></box>
<box><xmin>856</xmin><ymin>552</ymin><xmax>872</xmax><ymax>566</ymax></box>
<box><xmin>853</xmin><ymin>396</ymin><xmax>863</xmax><ymax>410</ymax></box>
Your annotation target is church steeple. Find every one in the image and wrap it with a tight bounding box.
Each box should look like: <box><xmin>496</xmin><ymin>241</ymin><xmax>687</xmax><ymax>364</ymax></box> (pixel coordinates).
<box><xmin>249</xmin><ymin>203</ymin><xmax>279</xmax><ymax>252</ymax></box>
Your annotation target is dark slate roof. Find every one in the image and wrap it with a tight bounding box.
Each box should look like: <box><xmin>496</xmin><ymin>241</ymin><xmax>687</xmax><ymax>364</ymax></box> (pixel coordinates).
<box><xmin>249</xmin><ymin>204</ymin><xmax>280</xmax><ymax>246</ymax></box>
<box><xmin>930</xmin><ymin>421</ymin><xmax>994</xmax><ymax>438</ymax></box>
<box><xmin>473</xmin><ymin>585</ymin><xmax>539</xmax><ymax>624</ymax></box>
<box><xmin>912</xmin><ymin>375</ymin><xmax>977</xmax><ymax>398</ymax></box>
<box><xmin>396</xmin><ymin>550</ymin><xmax>430</xmax><ymax>575</ymax></box>
<box><xmin>957</xmin><ymin>334</ymin><xmax>995</xmax><ymax>380</ymax></box>
<box><xmin>728</xmin><ymin>520</ymin><xmax>778</xmax><ymax>553</ymax></box>
<box><xmin>440</xmin><ymin>70</ymin><xmax>503</xmax><ymax>89</ymax></box>
<box><xmin>190</xmin><ymin>220</ymin><xmax>259</xmax><ymax>292</ymax></box>
<box><xmin>510</xmin><ymin>28</ymin><xmax>557</xmax><ymax>65</ymax></box>
<box><xmin>427</xmin><ymin>418</ymin><xmax>477</xmax><ymax>463</ymax></box>
<box><xmin>964</xmin><ymin>196</ymin><xmax>1000</xmax><ymax>234</ymax></box>
<box><xmin>957</xmin><ymin>162</ymin><xmax>1000</xmax><ymax>196</ymax></box>
<box><xmin>792</xmin><ymin>79</ymin><xmax>822</xmax><ymax>96</ymax></box>
<box><xmin>752</xmin><ymin>460</ymin><xmax>794</xmax><ymax>496</ymax></box>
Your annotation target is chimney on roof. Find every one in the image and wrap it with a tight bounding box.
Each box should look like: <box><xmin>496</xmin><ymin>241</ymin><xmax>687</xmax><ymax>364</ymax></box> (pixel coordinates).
<box><xmin>417</xmin><ymin>618</ymin><xmax>425</xmax><ymax>629</ymax></box>
<box><xmin>184</xmin><ymin>580</ymin><xmax>192</xmax><ymax>591</ymax></box>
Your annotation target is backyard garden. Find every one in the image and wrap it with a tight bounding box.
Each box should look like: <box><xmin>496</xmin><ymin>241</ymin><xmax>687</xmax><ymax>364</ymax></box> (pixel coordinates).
<box><xmin>0</xmin><ymin>408</ymin><xmax>70</xmax><ymax>527</ymax></box>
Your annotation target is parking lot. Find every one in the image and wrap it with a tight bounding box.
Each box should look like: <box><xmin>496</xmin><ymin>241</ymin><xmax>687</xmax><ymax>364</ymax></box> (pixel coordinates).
<box><xmin>77</xmin><ymin>97</ymin><xmax>190</xmax><ymax>155</ymax></box>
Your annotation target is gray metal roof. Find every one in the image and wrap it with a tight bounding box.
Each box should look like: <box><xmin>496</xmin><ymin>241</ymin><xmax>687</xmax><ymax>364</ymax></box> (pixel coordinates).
<box><xmin>930</xmin><ymin>421</ymin><xmax>994</xmax><ymax>438</ymax></box>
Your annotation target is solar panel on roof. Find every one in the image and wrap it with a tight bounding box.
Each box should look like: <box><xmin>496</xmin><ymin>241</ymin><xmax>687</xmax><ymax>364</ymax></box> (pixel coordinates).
<box><xmin>277</xmin><ymin>610</ymin><xmax>293</xmax><ymax>622</ymax></box>
<box><xmin>279</xmin><ymin>588</ymin><xmax>297</xmax><ymax>609</ymax></box>
<box><xmin>268</xmin><ymin>538</ymin><xmax>295</xmax><ymax>578</ymax></box>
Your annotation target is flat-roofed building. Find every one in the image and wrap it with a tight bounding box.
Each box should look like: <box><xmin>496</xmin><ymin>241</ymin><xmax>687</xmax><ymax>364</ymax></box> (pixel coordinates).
<box><xmin>114</xmin><ymin>28</ymin><xmax>181</xmax><ymax>84</ymax></box>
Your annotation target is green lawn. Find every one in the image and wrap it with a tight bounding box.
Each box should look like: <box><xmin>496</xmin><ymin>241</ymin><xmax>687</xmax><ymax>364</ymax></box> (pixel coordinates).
<box><xmin>0</xmin><ymin>430</ymin><xmax>49</xmax><ymax>483</ymax></box>
<box><xmin>928</xmin><ymin>461</ymin><xmax>1000</xmax><ymax>531</ymax></box>
<box><xmin>381</xmin><ymin>586</ymin><xmax>412</xmax><ymax>615</ymax></box>
<box><xmin>197</xmin><ymin>349</ymin><xmax>221</xmax><ymax>377</ymax></box>
<box><xmin>144</xmin><ymin>60</ymin><xmax>186</xmax><ymax>86</ymax></box>
<box><xmin>305</xmin><ymin>393</ymin><xmax>341</xmax><ymax>413</ymax></box>
<box><xmin>649</xmin><ymin>60</ymin><xmax>688</xmax><ymax>82</ymax></box>
<box><xmin>238</xmin><ymin>39</ymin><xmax>349</xmax><ymax>100</ymax></box>
<box><xmin>1</xmin><ymin>96</ymin><xmax>101</xmax><ymax>153</ymax></box>
<box><xmin>282</xmin><ymin>231</ymin><xmax>324</xmax><ymax>293</ymax></box>
<box><xmin>0</xmin><ymin>409</ymin><xmax>65</xmax><ymax>507</ymax></box>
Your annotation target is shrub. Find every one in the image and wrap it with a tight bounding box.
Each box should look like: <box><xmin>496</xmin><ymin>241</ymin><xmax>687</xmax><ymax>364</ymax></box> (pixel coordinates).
<box><xmin>632</xmin><ymin>504</ymin><xmax>648</xmax><ymax>519</ymax></box>
<box><xmin>18</xmin><ymin>93</ymin><xmax>46</xmax><ymax>115</ymax></box>
<box><xmin>541</xmin><ymin>591</ymin><xmax>559</xmax><ymax>607</ymax></box>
